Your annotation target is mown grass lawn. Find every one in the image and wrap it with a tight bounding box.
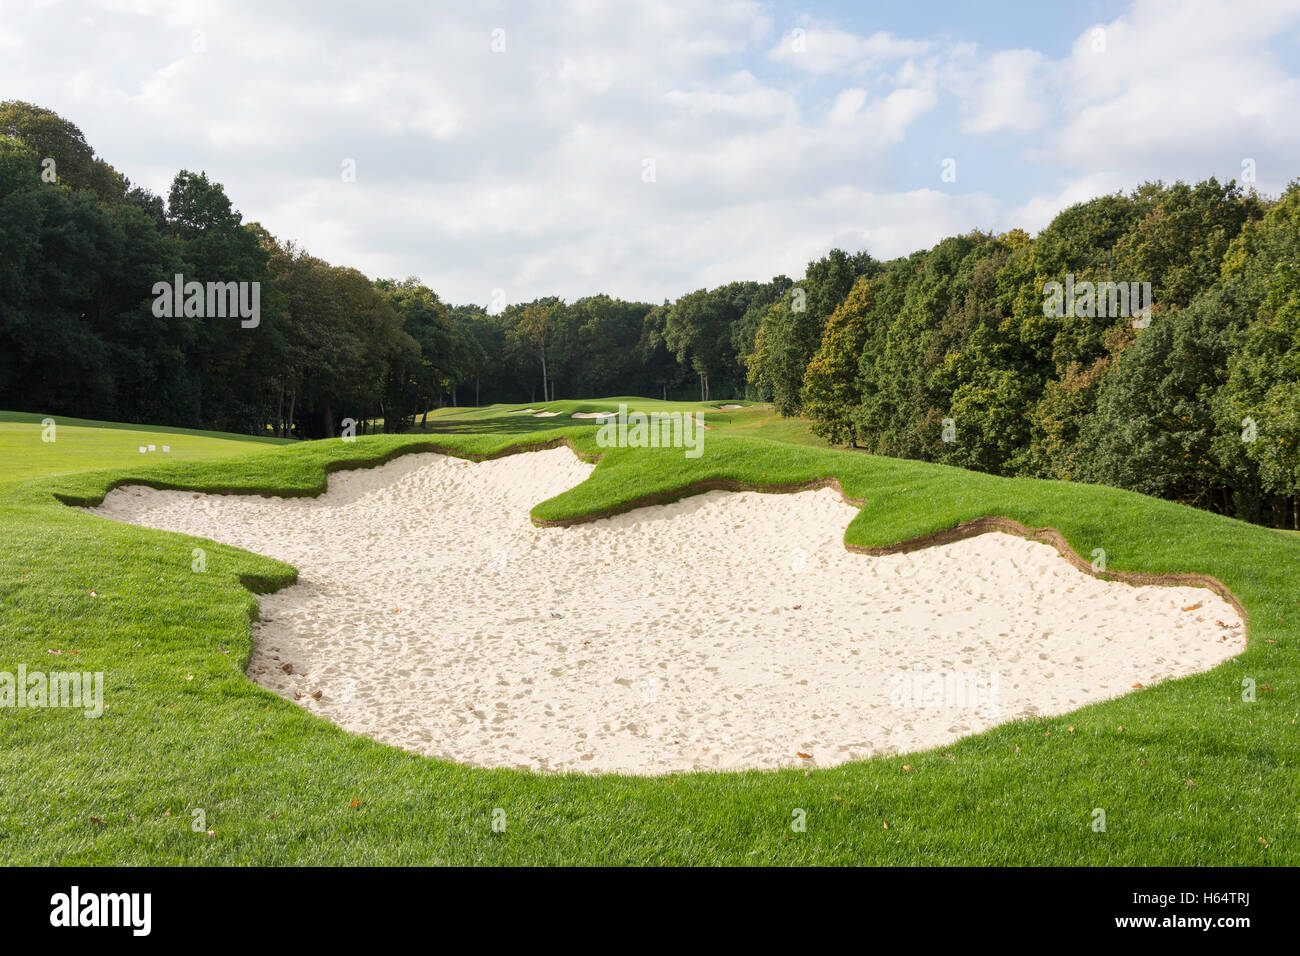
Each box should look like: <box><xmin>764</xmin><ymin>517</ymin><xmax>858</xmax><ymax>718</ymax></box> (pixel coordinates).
<box><xmin>0</xmin><ymin>410</ymin><xmax>292</xmax><ymax>489</ymax></box>
<box><xmin>0</xmin><ymin>406</ymin><xmax>1296</xmax><ymax>865</ymax></box>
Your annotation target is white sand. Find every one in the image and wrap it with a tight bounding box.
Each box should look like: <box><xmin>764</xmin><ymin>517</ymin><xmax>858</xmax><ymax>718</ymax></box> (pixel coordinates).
<box><xmin>572</xmin><ymin>411</ymin><xmax>616</xmax><ymax>419</ymax></box>
<box><xmin>533</xmin><ymin>411</ymin><xmax>560</xmax><ymax>417</ymax></box>
<box><xmin>88</xmin><ymin>448</ymin><xmax>1245</xmax><ymax>775</ymax></box>
<box><xmin>716</xmin><ymin>404</ymin><xmax>743</xmax><ymax>410</ymax></box>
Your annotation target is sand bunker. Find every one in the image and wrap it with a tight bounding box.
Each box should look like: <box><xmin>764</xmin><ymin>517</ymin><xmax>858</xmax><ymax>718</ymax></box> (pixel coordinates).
<box><xmin>572</xmin><ymin>411</ymin><xmax>616</xmax><ymax>419</ymax></box>
<box><xmin>88</xmin><ymin>448</ymin><xmax>1245</xmax><ymax>774</ymax></box>
<box><xmin>716</xmin><ymin>404</ymin><xmax>743</xmax><ymax>410</ymax></box>
<box><xmin>533</xmin><ymin>411</ymin><xmax>560</xmax><ymax>417</ymax></box>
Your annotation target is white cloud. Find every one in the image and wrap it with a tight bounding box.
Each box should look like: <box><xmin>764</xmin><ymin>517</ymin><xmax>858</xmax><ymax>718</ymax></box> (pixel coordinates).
<box><xmin>2</xmin><ymin>0</ymin><xmax>1300</xmax><ymax>305</ymax></box>
<box><xmin>1048</xmin><ymin>0</ymin><xmax>1300</xmax><ymax>190</ymax></box>
<box><xmin>958</xmin><ymin>49</ymin><xmax>1047</xmax><ymax>134</ymax></box>
<box><xmin>768</xmin><ymin>25</ymin><xmax>931</xmax><ymax>75</ymax></box>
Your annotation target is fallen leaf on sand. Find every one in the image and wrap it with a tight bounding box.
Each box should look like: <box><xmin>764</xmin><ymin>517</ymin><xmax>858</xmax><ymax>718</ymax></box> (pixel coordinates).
<box><xmin>1132</xmin><ymin>682</ymin><xmax>1144</xmax><ymax>688</ymax></box>
<box><xmin>310</xmin><ymin>690</ymin><xmax>323</xmax><ymax>700</ymax></box>
<box><xmin>796</xmin><ymin>752</ymin><xmax>812</xmax><ymax>759</ymax></box>
<box><xmin>280</xmin><ymin>662</ymin><xmax>294</xmax><ymax>674</ymax></box>
<box><xmin>1216</xmin><ymin>620</ymin><xmax>1240</xmax><ymax>629</ymax></box>
<box><xmin>1182</xmin><ymin>602</ymin><xmax>1202</xmax><ymax>612</ymax></box>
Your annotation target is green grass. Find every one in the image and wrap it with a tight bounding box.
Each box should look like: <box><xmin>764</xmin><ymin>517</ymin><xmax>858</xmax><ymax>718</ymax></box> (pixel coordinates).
<box><xmin>1</xmin><ymin>405</ymin><xmax>1297</xmax><ymax>864</ymax></box>
<box><xmin>412</xmin><ymin>398</ymin><xmax>832</xmax><ymax>448</ymax></box>
<box><xmin>0</xmin><ymin>410</ymin><xmax>291</xmax><ymax>488</ymax></box>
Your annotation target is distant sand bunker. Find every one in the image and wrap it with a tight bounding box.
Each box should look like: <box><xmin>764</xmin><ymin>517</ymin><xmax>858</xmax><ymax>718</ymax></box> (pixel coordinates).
<box><xmin>89</xmin><ymin>448</ymin><xmax>1245</xmax><ymax>774</ymax></box>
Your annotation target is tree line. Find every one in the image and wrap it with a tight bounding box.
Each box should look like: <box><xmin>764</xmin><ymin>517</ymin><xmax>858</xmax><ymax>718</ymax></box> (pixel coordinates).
<box><xmin>0</xmin><ymin>102</ymin><xmax>850</xmax><ymax>437</ymax></box>
<box><xmin>793</xmin><ymin>179</ymin><xmax>1300</xmax><ymax>529</ymax></box>
<box><xmin>4</xmin><ymin>102</ymin><xmax>1297</xmax><ymax>527</ymax></box>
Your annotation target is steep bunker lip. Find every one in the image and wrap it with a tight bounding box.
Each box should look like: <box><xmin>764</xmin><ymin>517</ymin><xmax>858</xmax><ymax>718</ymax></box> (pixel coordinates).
<box><xmin>85</xmin><ymin>446</ymin><xmax>1246</xmax><ymax>775</ymax></box>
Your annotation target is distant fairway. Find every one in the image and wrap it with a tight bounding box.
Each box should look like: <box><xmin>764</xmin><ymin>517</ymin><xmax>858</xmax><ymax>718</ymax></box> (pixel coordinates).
<box><xmin>414</xmin><ymin>397</ymin><xmax>832</xmax><ymax>448</ymax></box>
<box><xmin>0</xmin><ymin>411</ymin><xmax>292</xmax><ymax>487</ymax></box>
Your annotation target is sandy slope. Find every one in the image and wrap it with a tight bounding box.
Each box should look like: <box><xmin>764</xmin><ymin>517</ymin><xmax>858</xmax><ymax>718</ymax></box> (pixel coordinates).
<box><xmin>89</xmin><ymin>447</ymin><xmax>1245</xmax><ymax>774</ymax></box>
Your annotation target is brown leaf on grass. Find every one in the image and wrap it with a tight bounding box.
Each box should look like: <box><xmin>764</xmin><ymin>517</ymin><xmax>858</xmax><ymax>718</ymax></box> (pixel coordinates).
<box><xmin>1259</xmin><ymin>837</ymin><xmax>1269</xmax><ymax>846</ymax></box>
<box><xmin>901</xmin><ymin>765</ymin><xmax>914</xmax><ymax>773</ymax></box>
<box><xmin>1181</xmin><ymin>602</ymin><xmax>1202</xmax><ymax>612</ymax></box>
<box><xmin>89</xmin><ymin>816</ymin><xmax>105</xmax><ymax>826</ymax></box>
<box><xmin>163</xmin><ymin>808</ymin><xmax>171</xmax><ymax>817</ymax></box>
<box><xmin>349</xmin><ymin>797</ymin><xmax>362</xmax><ymax>809</ymax></box>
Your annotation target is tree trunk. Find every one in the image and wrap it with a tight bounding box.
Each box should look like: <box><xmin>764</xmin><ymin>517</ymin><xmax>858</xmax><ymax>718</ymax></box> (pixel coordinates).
<box><xmin>286</xmin><ymin>390</ymin><xmax>296</xmax><ymax>439</ymax></box>
<box><xmin>475</xmin><ymin>375</ymin><xmax>480</xmax><ymax>407</ymax></box>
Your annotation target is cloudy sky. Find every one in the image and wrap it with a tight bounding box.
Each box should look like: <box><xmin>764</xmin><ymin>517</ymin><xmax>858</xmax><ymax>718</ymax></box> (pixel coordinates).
<box><xmin>3</xmin><ymin>0</ymin><xmax>1299</xmax><ymax>306</ymax></box>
